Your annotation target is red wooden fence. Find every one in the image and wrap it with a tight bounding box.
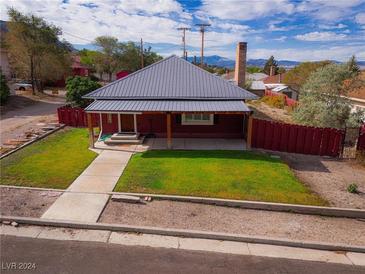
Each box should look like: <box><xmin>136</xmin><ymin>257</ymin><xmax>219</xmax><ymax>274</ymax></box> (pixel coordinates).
<box><xmin>251</xmin><ymin>118</ymin><xmax>345</xmax><ymax>157</ymax></box>
<box><xmin>357</xmin><ymin>124</ymin><xmax>365</xmax><ymax>151</ymax></box>
<box><xmin>265</xmin><ymin>89</ymin><xmax>297</xmax><ymax>107</ymax></box>
<box><xmin>57</xmin><ymin>106</ymin><xmax>98</xmax><ymax>127</ymax></box>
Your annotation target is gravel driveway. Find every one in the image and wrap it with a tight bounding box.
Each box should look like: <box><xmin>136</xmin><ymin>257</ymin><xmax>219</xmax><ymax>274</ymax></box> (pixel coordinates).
<box><xmin>99</xmin><ymin>199</ymin><xmax>365</xmax><ymax>247</ymax></box>
<box><xmin>277</xmin><ymin>152</ymin><xmax>365</xmax><ymax>209</ymax></box>
<box><xmin>0</xmin><ymin>94</ymin><xmax>65</xmax><ymax>147</ymax></box>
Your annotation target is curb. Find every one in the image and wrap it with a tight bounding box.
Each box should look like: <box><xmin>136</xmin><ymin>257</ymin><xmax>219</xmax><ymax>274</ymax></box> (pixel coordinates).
<box><xmin>0</xmin><ymin>125</ymin><xmax>66</xmax><ymax>160</ymax></box>
<box><xmin>1</xmin><ymin>185</ymin><xmax>365</xmax><ymax>219</ymax></box>
<box><xmin>1</xmin><ymin>215</ymin><xmax>364</xmax><ymax>253</ymax></box>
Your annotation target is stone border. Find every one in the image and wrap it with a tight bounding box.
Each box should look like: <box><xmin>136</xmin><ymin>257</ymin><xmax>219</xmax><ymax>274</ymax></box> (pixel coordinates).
<box><xmin>1</xmin><ymin>185</ymin><xmax>364</xmax><ymax>219</ymax></box>
<box><xmin>0</xmin><ymin>124</ymin><xmax>66</xmax><ymax>160</ymax></box>
<box><xmin>1</xmin><ymin>215</ymin><xmax>364</xmax><ymax>253</ymax></box>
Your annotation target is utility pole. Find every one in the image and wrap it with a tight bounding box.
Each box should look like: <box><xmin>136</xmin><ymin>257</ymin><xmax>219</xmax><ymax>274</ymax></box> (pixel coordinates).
<box><xmin>177</xmin><ymin>27</ymin><xmax>190</xmax><ymax>60</ymax></box>
<box><xmin>195</xmin><ymin>23</ymin><xmax>210</xmax><ymax>68</ymax></box>
<box><xmin>140</xmin><ymin>38</ymin><xmax>144</xmax><ymax>69</ymax></box>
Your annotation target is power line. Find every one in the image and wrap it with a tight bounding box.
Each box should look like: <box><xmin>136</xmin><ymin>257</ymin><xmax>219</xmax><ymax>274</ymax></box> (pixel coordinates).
<box><xmin>177</xmin><ymin>27</ymin><xmax>190</xmax><ymax>60</ymax></box>
<box><xmin>195</xmin><ymin>23</ymin><xmax>210</xmax><ymax>67</ymax></box>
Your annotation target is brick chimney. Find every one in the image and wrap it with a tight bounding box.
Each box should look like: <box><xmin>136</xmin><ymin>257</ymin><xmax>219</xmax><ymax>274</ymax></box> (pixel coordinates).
<box><xmin>234</xmin><ymin>42</ymin><xmax>247</xmax><ymax>87</ymax></box>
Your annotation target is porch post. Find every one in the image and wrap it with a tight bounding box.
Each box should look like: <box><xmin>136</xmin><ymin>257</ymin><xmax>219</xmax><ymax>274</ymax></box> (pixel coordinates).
<box><xmin>99</xmin><ymin>113</ymin><xmax>103</xmax><ymax>132</ymax></box>
<box><xmin>246</xmin><ymin>113</ymin><xmax>253</xmax><ymax>150</ymax></box>
<box><xmin>87</xmin><ymin>113</ymin><xmax>94</xmax><ymax>148</ymax></box>
<box><xmin>118</xmin><ymin>113</ymin><xmax>121</xmax><ymax>132</ymax></box>
<box><xmin>166</xmin><ymin>112</ymin><xmax>172</xmax><ymax>149</ymax></box>
<box><xmin>133</xmin><ymin>114</ymin><xmax>138</xmax><ymax>133</ymax></box>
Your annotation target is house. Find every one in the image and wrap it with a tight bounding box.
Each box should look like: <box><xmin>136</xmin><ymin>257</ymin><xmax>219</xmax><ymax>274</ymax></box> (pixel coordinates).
<box><xmin>72</xmin><ymin>55</ymin><xmax>89</xmax><ymax>77</ymax></box>
<box><xmin>263</xmin><ymin>73</ymin><xmax>298</xmax><ymax>100</ymax></box>
<box><xmin>83</xmin><ymin>52</ymin><xmax>257</xmax><ymax>148</ymax></box>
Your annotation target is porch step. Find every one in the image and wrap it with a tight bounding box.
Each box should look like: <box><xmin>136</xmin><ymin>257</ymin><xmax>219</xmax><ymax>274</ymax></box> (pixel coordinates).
<box><xmin>110</xmin><ymin>132</ymin><xmax>140</xmax><ymax>140</ymax></box>
<box><xmin>104</xmin><ymin>136</ymin><xmax>145</xmax><ymax>145</ymax></box>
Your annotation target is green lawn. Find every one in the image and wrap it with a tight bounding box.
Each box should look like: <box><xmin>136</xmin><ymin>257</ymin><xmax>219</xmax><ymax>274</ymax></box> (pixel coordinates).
<box><xmin>0</xmin><ymin>128</ymin><xmax>97</xmax><ymax>189</ymax></box>
<box><xmin>115</xmin><ymin>150</ymin><xmax>327</xmax><ymax>206</ymax></box>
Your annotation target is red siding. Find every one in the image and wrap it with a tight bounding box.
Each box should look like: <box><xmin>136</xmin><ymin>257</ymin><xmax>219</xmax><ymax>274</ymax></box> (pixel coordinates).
<box><xmin>101</xmin><ymin>113</ymin><xmax>119</xmax><ymax>133</ymax></box>
<box><xmin>137</xmin><ymin>114</ymin><xmax>244</xmax><ymax>138</ymax></box>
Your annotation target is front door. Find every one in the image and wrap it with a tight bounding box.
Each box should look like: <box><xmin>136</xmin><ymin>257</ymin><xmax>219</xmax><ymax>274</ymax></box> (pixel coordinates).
<box><xmin>121</xmin><ymin>114</ymin><xmax>134</xmax><ymax>132</ymax></box>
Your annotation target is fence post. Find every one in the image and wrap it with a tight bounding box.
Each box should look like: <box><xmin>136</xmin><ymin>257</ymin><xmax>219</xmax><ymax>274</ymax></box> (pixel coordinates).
<box><xmin>87</xmin><ymin>113</ymin><xmax>94</xmax><ymax>148</ymax></box>
<box><xmin>246</xmin><ymin>114</ymin><xmax>253</xmax><ymax>149</ymax></box>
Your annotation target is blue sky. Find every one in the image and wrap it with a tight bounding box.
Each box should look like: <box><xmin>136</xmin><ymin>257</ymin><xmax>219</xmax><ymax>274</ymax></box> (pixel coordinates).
<box><xmin>1</xmin><ymin>0</ymin><xmax>365</xmax><ymax>61</ymax></box>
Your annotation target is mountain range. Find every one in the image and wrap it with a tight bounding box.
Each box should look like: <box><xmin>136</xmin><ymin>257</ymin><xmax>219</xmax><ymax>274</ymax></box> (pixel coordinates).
<box><xmin>186</xmin><ymin>55</ymin><xmax>365</xmax><ymax>69</ymax></box>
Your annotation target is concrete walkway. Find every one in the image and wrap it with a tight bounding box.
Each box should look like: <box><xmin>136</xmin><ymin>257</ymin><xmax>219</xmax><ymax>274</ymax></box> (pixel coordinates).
<box><xmin>95</xmin><ymin>137</ymin><xmax>247</xmax><ymax>152</ymax></box>
<box><xmin>41</xmin><ymin>150</ymin><xmax>132</xmax><ymax>222</ymax></box>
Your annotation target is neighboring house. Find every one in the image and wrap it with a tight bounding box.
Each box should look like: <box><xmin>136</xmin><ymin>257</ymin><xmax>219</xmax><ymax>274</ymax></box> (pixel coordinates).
<box><xmin>263</xmin><ymin>73</ymin><xmax>298</xmax><ymax>100</ymax></box>
<box><xmin>72</xmin><ymin>55</ymin><xmax>89</xmax><ymax>77</ymax></box>
<box><xmin>116</xmin><ymin>70</ymin><xmax>129</xmax><ymax>80</ymax></box>
<box><xmin>222</xmin><ymin>72</ymin><xmax>267</xmax><ymax>97</ymax></box>
<box><xmin>83</xmin><ymin>55</ymin><xmax>257</xmax><ymax>148</ymax></box>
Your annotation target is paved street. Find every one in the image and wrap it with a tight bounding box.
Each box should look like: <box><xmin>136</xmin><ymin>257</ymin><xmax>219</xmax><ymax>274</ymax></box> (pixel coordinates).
<box><xmin>1</xmin><ymin>235</ymin><xmax>364</xmax><ymax>274</ymax></box>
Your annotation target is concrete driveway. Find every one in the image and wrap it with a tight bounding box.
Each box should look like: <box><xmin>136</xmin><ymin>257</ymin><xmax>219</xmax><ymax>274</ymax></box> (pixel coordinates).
<box><xmin>41</xmin><ymin>150</ymin><xmax>132</xmax><ymax>222</ymax></box>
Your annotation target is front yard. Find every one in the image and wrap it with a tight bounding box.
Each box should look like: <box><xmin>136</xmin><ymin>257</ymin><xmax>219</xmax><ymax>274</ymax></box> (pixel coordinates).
<box><xmin>0</xmin><ymin>128</ymin><xmax>97</xmax><ymax>189</ymax></box>
<box><xmin>115</xmin><ymin>150</ymin><xmax>327</xmax><ymax>206</ymax></box>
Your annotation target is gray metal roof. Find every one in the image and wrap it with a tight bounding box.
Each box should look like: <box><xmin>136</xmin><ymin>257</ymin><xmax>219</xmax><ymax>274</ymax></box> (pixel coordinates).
<box><xmin>84</xmin><ymin>55</ymin><xmax>257</xmax><ymax>100</ymax></box>
<box><xmin>250</xmin><ymin>80</ymin><xmax>266</xmax><ymax>90</ymax></box>
<box><xmin>85</xmin><ymin>100</ymin><xmax>251</xmax><ymax>112</ymax></box>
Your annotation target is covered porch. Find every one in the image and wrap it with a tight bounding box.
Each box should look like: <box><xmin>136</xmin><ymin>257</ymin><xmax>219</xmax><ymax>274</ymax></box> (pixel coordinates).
<box><xmin>93</xmin><ymin>137</ymin><xmax>247</xmax><ymax>152</ymax></box>
<box><xmin>85</xmin><ymin>100</ymin><xmax>254</xmax><ymax>151</ymax></box>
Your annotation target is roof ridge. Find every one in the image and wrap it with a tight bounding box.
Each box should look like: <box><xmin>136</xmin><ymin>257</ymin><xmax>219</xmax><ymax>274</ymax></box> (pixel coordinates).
<box><xmin>86</xmin><ymin>55</ymin><xmax>177</xmax><ymax>97</ymax></box>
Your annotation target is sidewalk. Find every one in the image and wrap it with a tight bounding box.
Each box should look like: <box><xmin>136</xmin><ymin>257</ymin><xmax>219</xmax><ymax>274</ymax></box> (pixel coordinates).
<box><xmin>41</xmin><ymin>150</ymin><xmax>132</xmax><ymax>222</ymax></box>
<box><xmin>1</xmin><ymin>224</ymin><xmax>364</xmax><ymax>266</ymax></box>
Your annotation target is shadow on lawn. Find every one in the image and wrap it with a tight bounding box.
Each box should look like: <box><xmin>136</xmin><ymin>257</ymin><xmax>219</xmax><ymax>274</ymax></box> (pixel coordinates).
<box><xmin>140</xmin><ymin>150</ymin><xmax>280</xmax><ymax>162</ymax></box>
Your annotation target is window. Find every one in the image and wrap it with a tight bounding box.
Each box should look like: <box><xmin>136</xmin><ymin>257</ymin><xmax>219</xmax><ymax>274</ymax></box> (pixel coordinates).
<box><xmin>107</xmin><ymin>114</ymin><xmax>113</xmax><ymax>124</ymax></box>
<box><xmin>182</xmin><ymin>113</ymin><xmax>214</xmax><ymax>125</ymax></box>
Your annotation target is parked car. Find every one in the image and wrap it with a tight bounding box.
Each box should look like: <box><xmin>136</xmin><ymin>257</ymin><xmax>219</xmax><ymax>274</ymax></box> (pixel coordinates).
<box><xmin>14</xmin><ymin>81</ymin><xmax>32</xmax><ymax>91</ymax></box>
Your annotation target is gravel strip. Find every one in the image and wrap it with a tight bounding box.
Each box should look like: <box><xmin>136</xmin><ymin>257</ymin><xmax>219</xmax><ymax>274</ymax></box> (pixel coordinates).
<box><xmin>0</xmin><ymin>187</ymin><xmax>61</xmax><ymax>217</ymax></box>
<box><xmin>277</xmin><ymin>153</ymin><xmax>365</xmax><ymax>209</ymax></box>
<box><xmin>99</xmin><ymin>200</ymin><xmax>365</xmax><ymax>246</ymax></box>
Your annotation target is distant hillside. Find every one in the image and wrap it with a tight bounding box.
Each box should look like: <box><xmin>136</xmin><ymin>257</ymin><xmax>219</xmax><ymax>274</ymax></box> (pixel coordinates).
<box><xmin>186</xmin><ymin>55</ymin><xmax>365</xmax><ymax>69</ymax></box>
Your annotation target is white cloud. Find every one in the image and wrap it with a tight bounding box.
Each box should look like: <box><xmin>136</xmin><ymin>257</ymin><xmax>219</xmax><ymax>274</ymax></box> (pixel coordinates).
<box><xmin>319</xmin><ymin>23</ymin><xmax>348</xmax><ymax>29</ymax></box>
<box><xmin>200</xmin><ymin>0</ymin><xmax>294</xmax><ymax>21</ymax></box>
<box><xmin>297</xmin><ymin>0</ymin><xmax>364</xmax><ymax>21</ymax></box>
<box><xmin>273</xmin><ymin>36</ymin><xmax>287</xmax><ymax>42</ymax></box>
<box><xmin>295</xmin><ymin>31</ymin><xmax>347</xmax><ymax>41</ymax></box>
<box><xmin>355</xmin><ymin>12</ymin><xmax>365</xmax><ymax>24</ymax></box>
<box><xmin>248</xmin><ymin>45</ymin><xmax>365</xmax><ymax>61</ymax></box>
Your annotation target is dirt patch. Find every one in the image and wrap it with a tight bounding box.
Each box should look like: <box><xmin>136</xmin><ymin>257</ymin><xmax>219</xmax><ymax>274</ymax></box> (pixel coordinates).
<box><xmin>99</xmin><ymin>199</ymin><xmax>365</xmax><ymax>246</ymax></box>
<box><xmin>0</xmin><ymin>187</ymin><xmax>61</xmax><ymax>217</ymax></box>
<box><xmin>247</xmin><ymin>101</ymin><xmax>293</xmax><ymax>124</ymax></box>
<box><xmin>276</xmin><ymin>152</ymin><xmax>365</xmax><ymax>209</ymax></box>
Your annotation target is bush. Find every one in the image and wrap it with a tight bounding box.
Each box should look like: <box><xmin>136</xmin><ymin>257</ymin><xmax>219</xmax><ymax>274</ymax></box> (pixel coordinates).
<box><xmin>347</xmin><ymin>183</ymin><xmax>358</xmax><ymax>194</ymax></box>
<box><xmin>261</xmin><ymin>95</ymin><xmax>286</xmax><ymax>109</ymax></box>
<box><xmin>66</xmin><ymin>76</ymin><xmax>101</xmax><ymax>107</ymax></box>
<box><xmin>0</xmin><ymin>69</ymin><xmax>10</xmax><ymax>105</ymax></box>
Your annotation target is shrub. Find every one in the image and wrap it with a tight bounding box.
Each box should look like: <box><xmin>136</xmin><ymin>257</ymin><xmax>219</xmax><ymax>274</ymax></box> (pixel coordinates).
<box><xmin>261</xmin><ymin>95</ymin><xmax>286</xmax><ymax>109</ymax></box>
<box><xmin>347</xmin><ymin>183</ymin><xmax>359</xmax><ymax>194</ymax></box>
<box><xmin>0</xmin><ymin>69</ymin><xmax>10</xmax><ymax>105</ymax></box>
<box><xmin>66</xmin><ymin>76</ymin><xmax>101</xmax><ymax>107</ymax></box>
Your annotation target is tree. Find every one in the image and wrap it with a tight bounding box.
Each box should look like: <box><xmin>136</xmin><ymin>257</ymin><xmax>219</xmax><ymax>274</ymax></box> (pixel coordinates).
<box><xmin>0</xmin><ymin>69</ymin><xmax>10</xmax><ymax>105</ymax></box>
<box><xmin>118</xmin><ymin>41</ymin><xmax>162</xmax><ymax>72</ymax></box>
<box><xmin>5</xmin><ymin>8</ymin><xmax>71</xmax><ymax>94</ymax></box>
<box><xmin>277</xmin><ymin>67</ymin><xmax>286</xmax><ymax>74</ymax></box>
<box><xmin>246</xmin><ymin>66</ymin><xmax>262</xmax><ymax>74</ymax></box>
<box><xmin>66</xmin><ymin>76</ymin><xmax>101</xmax><ymax>107</ymax></box>
<box><xmin>292</xmin><ymin>64</ymin><xmax>364</xmax><ymax>129</ymax></box>
<box><xmin>263</xmin><ymin>56</ymin><xmax>278</xmax><ymax>75</ymax></box>
<box><xmin>347</xmin><ymin>55</ymin><xmax>360</xmax><ymax>76</ymax></box>
<box><xmin>283</xmin><ymin>61</ymin><xmax>331</xmax><ymax>91</ymax></box>
<box><xmin>94</xmin><ymin>36</ymin><xmax>121</xmax><ymax>81</ymax></box>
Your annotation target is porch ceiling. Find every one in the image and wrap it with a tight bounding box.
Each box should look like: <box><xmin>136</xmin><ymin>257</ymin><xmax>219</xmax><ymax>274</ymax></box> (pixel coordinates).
<box><xmin>85</xmin><ymin>100</ymin><xmax>251</xmax><ymax>113</ymax></box>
